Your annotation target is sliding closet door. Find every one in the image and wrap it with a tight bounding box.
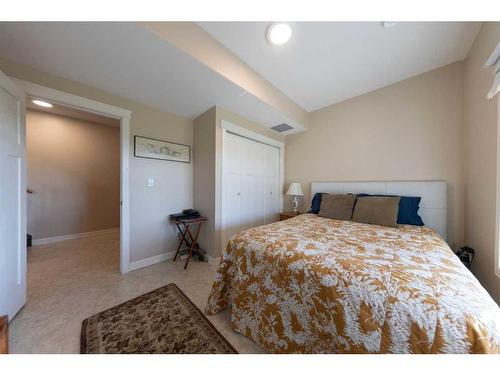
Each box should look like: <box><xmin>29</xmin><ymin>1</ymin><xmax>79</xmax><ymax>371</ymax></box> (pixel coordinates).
<box><xmin>249</xmin><ymin>140</ymin><xmax>279</xmax><ymax>227</ymax></box>
<box><xmin>261</xmin><ymin>143</ymin><xmax>280</xmax><ymax>225</ymax></box>
<box><xmin>222</xmin><ymin>131</ymin><xmax>280</xmax><ymax>250</ymax></box>
<box><xmin>222</xmin><ymin>132</ymin><xmax>244</xmax><ymax>248</ymax></box>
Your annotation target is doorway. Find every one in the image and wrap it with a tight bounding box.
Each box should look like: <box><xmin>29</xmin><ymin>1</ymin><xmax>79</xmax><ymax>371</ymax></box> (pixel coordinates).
<box><xmin>14</xmin><ymin>79</ymin><xmax>132</xmax><ymax>274</ymax></box>
<box><xmin>26</xmin><ymin>100</ymin><xmax>121</xmax><ymax>259</ymax></box>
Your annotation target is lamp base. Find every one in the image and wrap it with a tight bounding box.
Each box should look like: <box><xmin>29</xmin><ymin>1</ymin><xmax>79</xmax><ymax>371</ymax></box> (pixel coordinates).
<box><xmin>292</xmin><ymin>196</ymin><xmax>299</xmax><ymax>212</ymax></box>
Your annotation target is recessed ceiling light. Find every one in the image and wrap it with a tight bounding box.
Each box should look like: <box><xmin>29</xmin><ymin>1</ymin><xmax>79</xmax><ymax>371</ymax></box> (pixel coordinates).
<box><xmin>266</xmin><ymin>22</ymin><xmax>292</xmax><ymax>46</ymax></box>
<box><xmin>32</xmin><ymin>99</ymin><xmax>53</xmax><ymax>108</ymax></box>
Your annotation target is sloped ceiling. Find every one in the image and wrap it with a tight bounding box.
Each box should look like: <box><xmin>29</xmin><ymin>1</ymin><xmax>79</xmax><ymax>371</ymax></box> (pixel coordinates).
<box><xmin>199</xmin><ymin>22</ymin><xmax>481</xmax><ymax>111</ymax></box>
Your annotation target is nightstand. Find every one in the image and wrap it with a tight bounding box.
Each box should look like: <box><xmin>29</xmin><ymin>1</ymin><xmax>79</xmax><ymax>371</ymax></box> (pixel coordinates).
<box><xmin>279</xmin><ymin>211</ymin><xmax>301</xmax><ymax>221</ymax></box>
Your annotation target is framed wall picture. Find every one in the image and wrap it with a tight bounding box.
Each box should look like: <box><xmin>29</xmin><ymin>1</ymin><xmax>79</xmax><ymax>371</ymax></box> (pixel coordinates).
<box><xmin>134</xmin><ymin>135</ymin><xmax>191</xmax><ymax>163</ymax></box>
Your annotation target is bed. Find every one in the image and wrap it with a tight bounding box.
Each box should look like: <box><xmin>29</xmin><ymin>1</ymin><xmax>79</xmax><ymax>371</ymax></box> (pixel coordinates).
<box><xmin>205</xmin><ymin>181</ymin><xmax>500</xmax><ymax>353</ymax></box>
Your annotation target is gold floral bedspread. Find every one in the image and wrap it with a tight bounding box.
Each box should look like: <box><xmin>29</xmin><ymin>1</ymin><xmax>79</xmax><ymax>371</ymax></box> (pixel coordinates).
<box><xmin>206</xmin><ymin>214</ymin><xmax>500</xmax><ymax>353</ymax></box>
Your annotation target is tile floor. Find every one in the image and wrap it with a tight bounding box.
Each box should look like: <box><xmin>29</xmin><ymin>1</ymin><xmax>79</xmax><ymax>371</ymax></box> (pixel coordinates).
<box><xmin>9</xmin><ymin>231</ymin><xmax>263</xmax><ymax>353</ymax></box>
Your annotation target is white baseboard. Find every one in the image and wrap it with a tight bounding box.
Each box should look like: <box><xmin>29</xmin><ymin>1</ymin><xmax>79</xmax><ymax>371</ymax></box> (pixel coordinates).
<box><xmin>127</xmin><ymin>251</ymin><xmax>177</xmax><ymax>272</ymax></box>
<box><xmin>32</xmin><ymin>227</ymin><xmax>120</xmax><ymax>246</ymax></box>
<box><xmin>127</xmin><ymin>251</ymin><xmax>221</xmax><ymax>272</ymax></box>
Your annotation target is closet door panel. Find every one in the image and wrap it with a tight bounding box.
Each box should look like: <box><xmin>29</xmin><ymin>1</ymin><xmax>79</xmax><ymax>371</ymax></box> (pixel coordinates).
<box><xmin>222</xmin><ymin>133</ymin><xmax>243</xmax><ymax>248</ymax></box>
<box><xmin>237</xmin><ymin>136</ymin><xmax>256</xmax><ymax>232</ymax></box>
<box><xmin>255</xmin><ymin>141</ymin><xmax>266</xmax><ymax>225</ymax></box>
<box><xmin>264</xmin><ymin>146</ymin><xmax>280</xmax><ymax>224</ymax></box>
<box><xmin>222</xmin><ymin>131</ymin><xmax>281</xmax><ymax>251</ymax></box>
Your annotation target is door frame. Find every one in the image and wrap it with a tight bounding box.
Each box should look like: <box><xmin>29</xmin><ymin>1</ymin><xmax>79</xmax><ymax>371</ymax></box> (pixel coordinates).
<box><xmin>12</xmin><ymin>78</ymin><xmax>133</xmax><ymax>274</ymax></box>
<box><xmin>219</xmin><ymin>120</ymin><xmax>284</xmax><ymax>254</ymax></box>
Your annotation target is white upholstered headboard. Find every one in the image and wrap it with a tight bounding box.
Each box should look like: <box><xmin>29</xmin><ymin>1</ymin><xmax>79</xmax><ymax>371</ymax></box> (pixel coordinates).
<box><xmin>310</xmin><ymin>181</ymin><xmax>447</xmax><ymax>240</ymax></box>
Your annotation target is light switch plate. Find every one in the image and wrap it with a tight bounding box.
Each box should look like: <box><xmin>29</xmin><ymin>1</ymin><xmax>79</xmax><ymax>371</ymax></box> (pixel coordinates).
<box><xmin>147</xmin><ymin>178</ymin><xmax>155</xmax><ymax>187</ymax></box>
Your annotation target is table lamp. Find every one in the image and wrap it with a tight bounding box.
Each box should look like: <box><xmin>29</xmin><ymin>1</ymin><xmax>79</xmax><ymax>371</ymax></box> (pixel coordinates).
<box><xmin>286</xmin><ymin>182</ymin><xmax>304</xmax><ymax>213</ymax></box>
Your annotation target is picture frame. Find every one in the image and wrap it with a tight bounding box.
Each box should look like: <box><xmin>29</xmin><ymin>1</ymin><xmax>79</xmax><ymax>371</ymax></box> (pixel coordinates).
<box><xmin>134</xmin><ymin>135</ymin><xmax>191</xmax><ymax>163</ymax></box>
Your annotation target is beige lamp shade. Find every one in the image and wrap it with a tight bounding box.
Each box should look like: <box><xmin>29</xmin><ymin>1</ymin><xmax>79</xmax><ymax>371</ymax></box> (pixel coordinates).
<box><xmin>286</xmin><ymin>182</ymin><xmax>304</xmax><ymax>196</ymax></box>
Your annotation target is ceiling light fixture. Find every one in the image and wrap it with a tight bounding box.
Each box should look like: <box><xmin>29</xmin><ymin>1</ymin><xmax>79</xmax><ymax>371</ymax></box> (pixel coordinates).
<box><xmin>32</xmin><ymin>99</ymin><xmax>53</xmax><ymax>108</ymax></box>
<box><xmin>266</xmin><ymin>22</ymin><xmax>292</xmax><ymax>46</ymax></box>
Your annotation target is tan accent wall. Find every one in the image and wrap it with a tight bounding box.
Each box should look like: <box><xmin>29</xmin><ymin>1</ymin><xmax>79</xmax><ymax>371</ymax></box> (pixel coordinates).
<box><xmin>0</xmin><ymin>57</ymin><xmax>193</xmax><ymax>264</ymax></box>
<box><xmin>463</xmin><ymin>22</ymin><xmax>500</xmax><ymax>303</ymax></box>
<box><xmin>285</xmin><ymin>62</ymin><xmax>465</xmax><ymax>249</ymax></box>
<box><xmin>27</xmin><ymin>109</ymin><xmax>120</xmax><ymax>239</ymax></box>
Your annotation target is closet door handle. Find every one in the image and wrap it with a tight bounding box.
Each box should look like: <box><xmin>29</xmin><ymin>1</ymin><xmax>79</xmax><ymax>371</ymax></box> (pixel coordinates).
<box><xmin>237</xmin><ymin>192</ymin><xmax>241</xmax><ymax>196</ymax></box>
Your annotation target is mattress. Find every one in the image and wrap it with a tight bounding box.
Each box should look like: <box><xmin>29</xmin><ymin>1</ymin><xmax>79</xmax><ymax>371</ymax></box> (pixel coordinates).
<box><xmin>205</xmin><ymin>214</ymin><xmax>500</xmax><ymax>353</ymax></box>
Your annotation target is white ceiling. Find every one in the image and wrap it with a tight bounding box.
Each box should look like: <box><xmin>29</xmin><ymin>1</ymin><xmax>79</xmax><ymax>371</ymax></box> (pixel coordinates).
<box><xmin>199</xmin><ymin>22</ymin><xmax>481</xmax><ymax>111</ymax></box>
<box><xmin>0</xmin><ymin>22</ymin><xmax>304</xmax><ymax>132</ymax></box>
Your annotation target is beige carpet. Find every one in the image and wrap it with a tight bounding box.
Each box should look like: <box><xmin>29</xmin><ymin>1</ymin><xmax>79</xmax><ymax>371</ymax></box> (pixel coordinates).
<box><xmin>10</xmin><ymin>232</ymin><xmax>263</xmax><ymax>353</ymax></box>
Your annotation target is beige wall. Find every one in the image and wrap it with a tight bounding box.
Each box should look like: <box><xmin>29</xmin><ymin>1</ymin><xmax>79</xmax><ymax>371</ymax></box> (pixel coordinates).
<box><xmin>193</xmin><ymin>107</ymin><xmax>217</xmax><ymax>257</ymax></box>
<box><xmin>286</xmin><ymin>62</ymin><xmax>465</xmax><ymax>249</ymax></box>
<box><xmin>27</xmin><ymin>109</ymin><xmax>120</xmax><ymax>239</ymax></box>
<box><xmin>0</xmin><ymin>57</ymin><xmax>193</xmax><ymax>264</ymax></box>
<box><xmin>463</xmin><ymin>22</ymin><xmax>500</xmax><ymax>303</ymax></box>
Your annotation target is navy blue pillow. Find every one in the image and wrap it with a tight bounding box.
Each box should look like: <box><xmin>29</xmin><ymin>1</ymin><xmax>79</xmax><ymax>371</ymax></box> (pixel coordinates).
<box><xmin>309</xmin><ymin>193</ymin><xmax>323</xmax><ymax>214</ymax></box>
<box><xmin>357</xmin><ymin>193</ymin><xmax>424</xmax><ymax>226</ymax></box>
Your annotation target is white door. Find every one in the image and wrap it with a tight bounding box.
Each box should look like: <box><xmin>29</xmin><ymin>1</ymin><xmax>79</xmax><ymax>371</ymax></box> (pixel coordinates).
<box><xmin>0</xmin><ymin>70</ymin><xmax>26</xmax><ymax>320</ymax></box>
<box><xmin>262</xmin><ymin>143</ymin><xmax>280</xmax><ymax>225</ymax></box>
<box><xmin>222</xmin><ymin>132</ymin><xmax>244</xmax><ymax>248</ymax></box>
<box><xmin>221</xmin><ymin>131</ymin><xmax>280</xmax><ymax>250</ymax></box>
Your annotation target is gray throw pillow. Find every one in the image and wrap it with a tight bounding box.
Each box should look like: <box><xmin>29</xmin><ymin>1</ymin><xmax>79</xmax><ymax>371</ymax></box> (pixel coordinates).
<box><xmin>352</xmin><ymin>196</ymin><xmax>401</xmax><ymax>228</ymax></box>
<box><xmin>318</xmin><ymin>194</ymin><xmax>357</xmax><ymax>220</ymax></box>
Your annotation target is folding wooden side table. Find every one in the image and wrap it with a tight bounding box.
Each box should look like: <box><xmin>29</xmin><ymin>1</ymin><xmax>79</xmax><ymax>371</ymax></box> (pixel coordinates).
<box><xmin>171</xmin><ymin>216</ymin><xmax>207</xmax><ymax>269</ymax></box>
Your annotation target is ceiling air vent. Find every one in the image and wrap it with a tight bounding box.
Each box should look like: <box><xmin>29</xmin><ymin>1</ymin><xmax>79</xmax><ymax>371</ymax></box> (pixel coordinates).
<box><xmin>270</xmin><ymin>123</ymin><xmax>293</xmax><ymax>132</ymax></box>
